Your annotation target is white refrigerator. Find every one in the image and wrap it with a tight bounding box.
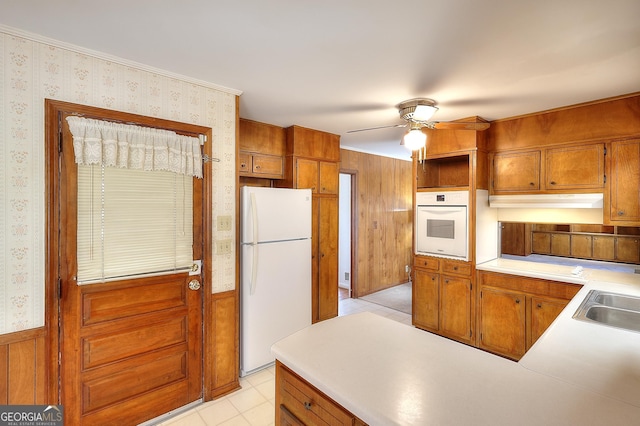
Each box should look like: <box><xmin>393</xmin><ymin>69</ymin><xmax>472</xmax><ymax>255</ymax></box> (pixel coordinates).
<box><xmin>240</xmin><ymin>186</ymin><xmax>312</xmax><ymax>376</ymax></box>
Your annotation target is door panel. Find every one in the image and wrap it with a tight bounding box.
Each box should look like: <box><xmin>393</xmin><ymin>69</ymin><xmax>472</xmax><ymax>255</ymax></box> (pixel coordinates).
<box><xmin>58</xmin><ymin>109</ymin><xmax>204</xmax><ymax>425</ymax></box>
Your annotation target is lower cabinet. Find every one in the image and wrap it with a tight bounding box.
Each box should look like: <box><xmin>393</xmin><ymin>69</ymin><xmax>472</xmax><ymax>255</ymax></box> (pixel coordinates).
<box><xmin>477</xmin><ymin>271</ymin><xmax>581</xmax><ymax>360</ymax></box>
<box><xmin>275</xmin><ymin>361</ymin><xmax>367</xmax><ymax>426</ymax></box>
<box><xmin>413</xmin><ymin>256</ymin><xmax>474</xmax><ymax>345</ymax></box>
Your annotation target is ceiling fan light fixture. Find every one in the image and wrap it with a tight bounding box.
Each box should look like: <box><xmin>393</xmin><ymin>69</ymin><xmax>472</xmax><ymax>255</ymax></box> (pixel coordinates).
<box><xmin>398</xmin><ymin>98</ymin><xmax>438</xmax><ymax>123</ymax></box>
<box><xmin>403</xmin><ymin>127</ymin><xmax>426</xmax><ymax>151</ymax></box>
<box><xmin>412</xmin><ymin>104</ymin><xmax>438</xmax><ymax>122</ymax></box>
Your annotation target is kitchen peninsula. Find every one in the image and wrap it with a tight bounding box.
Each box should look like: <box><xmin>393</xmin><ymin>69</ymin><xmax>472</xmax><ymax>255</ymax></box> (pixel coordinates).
<box><xmin>272</xmin><ymin>262</ymin><xmax>640</xmax><ymax>425</ymax></box>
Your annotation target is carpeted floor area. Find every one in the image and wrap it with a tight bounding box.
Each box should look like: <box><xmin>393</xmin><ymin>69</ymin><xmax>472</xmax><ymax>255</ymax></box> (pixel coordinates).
<box><xmin>359</xmin><ymin>282</ymin><xmax>412</xmax><ymax>315</ymax></box>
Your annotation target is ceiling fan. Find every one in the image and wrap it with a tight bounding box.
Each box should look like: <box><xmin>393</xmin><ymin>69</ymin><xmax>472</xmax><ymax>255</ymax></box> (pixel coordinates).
<box><xmin>347</xmin><ymin>98</ymin><xmax>490</xmax><ymax>150</ymax></box>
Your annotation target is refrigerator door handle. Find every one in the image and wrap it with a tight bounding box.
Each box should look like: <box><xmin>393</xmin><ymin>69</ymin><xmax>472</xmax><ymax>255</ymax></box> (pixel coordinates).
<box><xmin>250</xmin><ymin>192</ymin><xmax>258</xmax><ymax>295</ymax></box>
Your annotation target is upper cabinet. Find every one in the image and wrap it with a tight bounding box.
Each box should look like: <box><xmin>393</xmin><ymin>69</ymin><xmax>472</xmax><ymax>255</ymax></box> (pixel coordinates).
<box><xmin>239</xmin><ymin>119</ymin><xmax>286</xmax><ymax>180</ymax></box>
<box><xmin>490</xmin><ymin>143</ymin><xmax>605</xmax><ymax>194</ymax></box>
<box><xmin>607</xmin><ymin>139</ymin><xmax>640</xmax><ymax>225</ymax></box>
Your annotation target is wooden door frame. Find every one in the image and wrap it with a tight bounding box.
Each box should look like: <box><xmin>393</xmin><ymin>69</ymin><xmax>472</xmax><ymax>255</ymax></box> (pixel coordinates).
<box><xmin>44</xmin><ymin>99</ymin><xmax>213</xmax><ymax>406</ymax></box>
<box><xmin>339</xmin><ymin>169</ymin><xmax>358</xmax><ymax>298</ymax></box>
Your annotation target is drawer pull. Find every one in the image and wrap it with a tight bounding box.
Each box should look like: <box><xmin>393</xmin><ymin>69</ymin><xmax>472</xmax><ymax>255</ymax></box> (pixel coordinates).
<box><xmin>537</xmin><ymin>303</ymin><xmax>542</xmax><ymax>308</ymax></box>
<box><xmin>515</xmin><ymin>299</ymin><xmax>521</xmax><ymax>304</ymax></box>
<box><xmin>304</xmin><ymin>401</ymin><xmax>312</xmax><ymax>410</ymax></box>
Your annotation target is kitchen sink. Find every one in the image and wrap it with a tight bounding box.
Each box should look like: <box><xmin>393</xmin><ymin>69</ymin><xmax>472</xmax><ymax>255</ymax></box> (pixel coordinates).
<box><xmin>573</xmin><ymin>290</ymin><xmax>640</xmax><ymax>333</ymax></box>
<box><xmin>594</xmin><ymin>292</ymin><xmax>640</xmax><ymax>312</ymax></box>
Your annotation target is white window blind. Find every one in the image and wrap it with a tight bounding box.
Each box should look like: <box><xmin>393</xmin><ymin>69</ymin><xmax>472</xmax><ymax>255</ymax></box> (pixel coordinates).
<box><xmin>67</xmin><ymin>116</ymin><xmax>200</xmax><ymax>283</ymax></box>
<box><xmin>77</xmin><ymin>164</ymin><xmax>194</xmax><ymax>283</ymax></box>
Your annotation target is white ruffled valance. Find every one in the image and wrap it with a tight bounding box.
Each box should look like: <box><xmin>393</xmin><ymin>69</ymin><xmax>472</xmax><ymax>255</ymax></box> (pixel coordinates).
<box><xmin>66</xmin><ymin>116</ymin><xmax>203</xmax><ymax>178</ymax></box>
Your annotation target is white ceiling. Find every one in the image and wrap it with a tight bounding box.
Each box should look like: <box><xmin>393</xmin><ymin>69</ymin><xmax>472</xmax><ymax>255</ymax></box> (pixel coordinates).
<box><xmin>2</xmin><ymin>0</ymin><xmax>639</xmax><ymax>160</ymax></box>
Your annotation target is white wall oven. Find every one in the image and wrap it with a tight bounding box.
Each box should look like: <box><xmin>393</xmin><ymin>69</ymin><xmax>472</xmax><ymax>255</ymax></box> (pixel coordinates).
<box><xmin>415</xmin><ymin>190</ymin><xmax>469</xmax><ymax>260</ymax></box>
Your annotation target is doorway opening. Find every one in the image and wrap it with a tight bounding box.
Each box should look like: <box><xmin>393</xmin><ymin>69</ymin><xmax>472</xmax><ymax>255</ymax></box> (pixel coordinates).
<box><xmin>338</xmin><ymin>171</ymin><xmax>357</xmax><ymax>301</ymax></box>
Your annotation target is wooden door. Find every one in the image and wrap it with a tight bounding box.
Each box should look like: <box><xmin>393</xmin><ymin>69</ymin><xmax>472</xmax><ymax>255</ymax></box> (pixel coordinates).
<box><xmin>616</xmin><ymin>237</ymin><xmax>640</xmax><ymax>263</ymax></box>
<box><xmin>528</xmin><ymin>296</ymin><xmax>567</xmax><ymax>349</ymax></box>
<box><xmin>491</xmin><ymin>150</ymin><xmax>540</xmax><ymax>192</ymax></box>
<box><xmin>545</xmin><ymin>144</ymin><xmax>605</xmax><ymax>190</ymax></box>
<box><xmin>550</xmin><ymin>233</ymin><xmax>571</xmax><ymax>256</ymax></box>
<box><xmin>609</xmin><ymin>139</ymin><xmax>640</xmax><ymax>223</ymax></box>
<box><xmin>57</xmin><ymin>109</ymin><xmax>205</xmax><ymax>425</ymax></box>
<box><xmin>440</xmin><ymin>276</ymin><xmax>472</xmax><ymax>343</ymax></box>
<box><xmin>501</xmin><ymin>222</ymin><xmax>526</xmax><ymax>256</ymax></box>
<box><xmin>318</xmin><ymin>161</ymin><xmax>339</xmax><ymax>194</ymax></box>
<box><xmin>413</xmin><ymin>270</ymin><xmax>439</xmax><ymax>330</ymax></box>
<box><xmin>479</xmin><ymin>287</ymin><xmax>526</xmax><ymax>359</ymax></box>
<box><xmin>296</xmin><ymin>158</ymin><xmax>319</xmax><ymax>193</ymax></box>
<box><xmin>317</xmin><ymin>197</ymin><xmax>339</xmax><ymax>321</ymax></box>
<box><xmin>570</xmin><ymin>235</ymin><xmax>593</xmax><ymax>259</ymax></box>
<box><xmin>593</xmin><ymin>236</ymin><xmax>616</xmax><ymax>261</ymax></box>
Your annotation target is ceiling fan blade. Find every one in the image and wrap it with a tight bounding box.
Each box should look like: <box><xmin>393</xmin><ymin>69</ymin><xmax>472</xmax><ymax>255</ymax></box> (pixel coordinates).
<box><xmin>346</xmin><ymin>123</ymin><xmax>407</xmax><ymax>133</ymax></box>
<box><xmin>432</xmin><ymin>122</ymin><xmax>490</xmax><ymax>131</ymax></box>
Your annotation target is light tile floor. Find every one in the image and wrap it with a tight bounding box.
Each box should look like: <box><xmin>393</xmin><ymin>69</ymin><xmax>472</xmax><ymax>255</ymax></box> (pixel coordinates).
<box><xmin>150</xmin><ymin>296</ymin><xmax>412</xmax><ymax>426</ymax></box>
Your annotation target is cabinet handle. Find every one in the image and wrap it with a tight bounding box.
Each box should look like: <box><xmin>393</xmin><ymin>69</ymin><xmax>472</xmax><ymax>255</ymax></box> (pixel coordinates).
<box><xmin>529</xmin><ymin>182</ymin><xmax>535</xmax><ymax>186</ymax></box>
<box><xmin>515</xmin><ymin>299</ymin><xmax>521</xmax><ymax>304</ymax></box>
<box><xmin>453</xmin><ymin>266</ymin><xmax>458</xmax><ymax>271</ymax></box>
<box><xmin>444</xmin><ymin>279</ymin><xmax>449</xmax><ymax>284</ymax></box>
<box><xmin>618</xmin><ymin>211</ymin><xmax>625</xmax><ymax>216</ymax></box>
<box><xmin>240</xmin><ymin>162</ymin><xmax>247</xmax><ymax>168</ymax></box>
<box><xmin>431</xmin><ymin>276</ymin><xmax>436</xmax><ymax>281</ymax></box>
<box><xmin>304</xmin><ymin>401</ymin><xmax>312</xmax><ymax>410</ymax></box>
<box><xmin>537</xmin><ymin>303</ymin><xmax>542</xmax><ymax>308</ymax></box>
<box><xmin>255</xmin><ymin>165</ymin><xmax>261</xmax><ymax>170</ymax></box>
<box><xmin>549</xmin><ymin>181</ymin><xmax>556</xmax><ymax>185</ymax></box>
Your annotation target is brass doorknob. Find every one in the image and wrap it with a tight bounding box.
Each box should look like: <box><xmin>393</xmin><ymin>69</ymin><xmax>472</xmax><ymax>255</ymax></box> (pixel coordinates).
<box><xmin>188</xmin><ymin>280</ymin><xmax>201</xmax><ymax>291</ymax></box>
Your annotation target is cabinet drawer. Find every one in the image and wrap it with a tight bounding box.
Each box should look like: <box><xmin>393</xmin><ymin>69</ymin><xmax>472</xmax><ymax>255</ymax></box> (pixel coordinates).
<box><xmin>441</xmin><ymin>259</ymin><xmax>471</xmax><ymax>276</ymax></box>
<box><xmin>279</xmin><ymin>364</ymin><xmax>354</xmax><ymax>425</ymax></box>
<box><xmin>414</xmin><ymin>255</ymin><xmax>439</xmax><ymax>271</ymax></box>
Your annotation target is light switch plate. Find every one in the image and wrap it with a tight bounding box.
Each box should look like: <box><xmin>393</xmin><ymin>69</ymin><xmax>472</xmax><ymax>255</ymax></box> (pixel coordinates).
<box><xmin>217</xmin><ymin>215</ymin><xmax>232</xmax><ymax>231</ymax></box>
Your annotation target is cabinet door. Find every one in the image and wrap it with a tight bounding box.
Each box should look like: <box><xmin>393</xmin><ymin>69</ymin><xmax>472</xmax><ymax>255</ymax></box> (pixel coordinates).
<box><xmin>492</xmin><ymin>151</ymin><xmax>540</xmax><ymax>192</ymax></box>
<box><xmin>550</xmin><ymin>233</ymin><xmax>570</xmax><ymax>256</ymax></box>
<box><xmin>479</xmin><ymin>287</ymin><xmax>526</xmax><ymax>359</ymax></box>
<box><xmin>238</xmin><ymin>152</ymin><xmax>251</xmax><ymax>174</ymax></box>
<box><xmin>531</xmin><ymin>232</ymin><xmax>551</xmax><ymax>254</ymax></box>
<box><xmin>592</xmin><ymin>235</ymin><xmax>616</xmax><ymax>261</ymax></box>
<box><xmin>319</xmin><ymin>161</ymin><xmax>339</xmax><ymax>194</ymax></box>
<box><xmin>570</xmin><ymin>234</ymin><xmax>592</xmax><ymax>259</ymax></box>
<box><xmin>609</xmin><ymin>140</ymin><xmax>640</xmax><ymax>223</ymax></box>
<box><xmin>616</xmin><ymin>237</ymin><xmax>640</xmax><ymax>263</ymax></box>
<box><xmin>252</xmin><ymin>154</ymin><xmax>283</xmax><ymax>177</ymax></box>
<box><xmin>501</xmin><ymin>223</ymin><xmax>526</xmax><ymax>256</ymax></box>
<box><xmin>413</xmin><ymin>270</ymin><xmax>439</xmax><ymax>330</ymax></box>
<box><xmin>296</xmin><ymin>158</ymin><xmax>319</xmax><ymax>193</ymax></box>
<box><xmin>440</xmin><ymin>276</ymin><xmax>472</xmax><ymax>343</ymax></box>
<box><xmin>317</xmin><ymin>197</ymin><xmax>339</xmax><ymax>321</ymax></box>
<box><xmin>545</xmin><ymin>144</ymin><xmax>604</xmax><ymax>190</ymax></box>
<box><xmin>528</xmin><ymin>296</ymin><xmax>567</xmax><ymax>349</ymax></box>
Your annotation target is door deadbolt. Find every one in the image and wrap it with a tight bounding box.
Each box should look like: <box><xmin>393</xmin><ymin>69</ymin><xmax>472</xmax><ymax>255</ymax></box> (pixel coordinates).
<box><xmin>188</xmin><ymin>280</ymin><xmax>201</xmax><ymax>291</ymax></box>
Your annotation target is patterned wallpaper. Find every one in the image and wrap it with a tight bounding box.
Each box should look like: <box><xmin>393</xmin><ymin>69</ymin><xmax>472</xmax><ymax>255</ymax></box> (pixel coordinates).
<box><xmin>0</xmin><ymin>28</ymin><xmax>239</xmax><ymax>334</ymax></box>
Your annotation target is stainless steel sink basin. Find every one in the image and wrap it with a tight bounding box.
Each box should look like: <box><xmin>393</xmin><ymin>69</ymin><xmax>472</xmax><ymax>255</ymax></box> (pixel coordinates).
<box><xmin>594</xmin><ymin>292</ymin><xmax>640</xmax><ymax>312</ymax></box>
<box><xmin>573</xmin><ymin>290</ymin><xmax>640</xmax><ymax>333</ymax></box>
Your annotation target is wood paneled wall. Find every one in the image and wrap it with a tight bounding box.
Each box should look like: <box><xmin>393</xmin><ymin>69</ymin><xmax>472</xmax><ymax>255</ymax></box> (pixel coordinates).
<box><xmin>340</xmin><ymin>149</ymin><xmax>413</xmax><ymax>297</ymax></box>
<box><xmin>0</xmin><ymin>328</ymin><xmax>48</xmax><ymax>404</ymax></box>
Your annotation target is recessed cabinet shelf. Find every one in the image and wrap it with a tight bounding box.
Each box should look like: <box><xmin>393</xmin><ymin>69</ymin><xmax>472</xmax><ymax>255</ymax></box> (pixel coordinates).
<box><xmin>416</xmin><ymin>154</ymin><xmax>470</xmax><ymax>189</ymax></box>
<box><xmin>521</xmin><ymin>223</ymin><xmax>640</xmax><ymax>264</ymax></box>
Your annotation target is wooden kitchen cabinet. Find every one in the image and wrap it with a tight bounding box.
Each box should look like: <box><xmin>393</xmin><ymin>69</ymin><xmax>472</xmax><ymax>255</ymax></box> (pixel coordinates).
<box><xmin>491</xmin><ymin>143</ymin><xmax>605</xmax><ymax>194</ymax></box>
<box><xmin>570</xmin><ymin>234</ymin><xmax>593</xmax><ymax>259</ymax></box>
<box><xmin>413</xmin><ymin>269</ymin><xmax>439</xmax><ymax>330</ymax></box>
<box><xmin>413</xmin><ymin>256</ymin><xmax>474</xmax><ymax>345</ymax></box>
<box><xmin>275</xmin><ymin>361</ymin><xmax>366</xmax><ymax>425</ymax></box>
<box><xmin>500</xmin><ymin>222</ymin><xmax>530</xmax><ymax>256</ymax></box>
<box><xmin>277</xmin><ymin>125</ymin><xmax>341</xmax><ymax>323</ymax></box>
<box><xmin>592</xmin><ymin>235</ymin><xmax>616</xmax><ymax>261</ymax></box>
<box><xmin>616</xmin><ymin>236</ymin><xmax>640</xmax><ymax>263</ymax></box>
<box><xmin>491</xmin><ymin>150</ymin><xmax>540</xmax><ymax>192</ymax></box>
<box><xmin>608</xmin><ymin>139</ymin><xmax>640</xmax><ymax>225</ymax></box>
<box><xmin>296</xmin><ymin>158</ymin><xmax>339</xmax><ymax>194</ymax></box>
<box><xmin>239</xmin><ymin>118</ymin><xmax>286</xmax><ymax>180</ymax></box>
<box><xmin>315</xmin><ymin>197</ymin><xmax>339</xmax><ymax>321</ymax></box>
<box><xmin>478</xmin><ymin>286</ymin><xmax>526</xmax><ymax>359</ymax></box>
<box><xmin>477</xmin><ymin>271</ymin><xmax>581</xmax><ymax>360</ymax></box>
<box><xmin>238</xmin><ymin>152</ymin><xmax>283</xmax><ymax>178</ymax></box>
<box><xmin>545</xmin><ymin>144</ymin><xmax>605</xmax><ymax>190</ymax></box>
<box><xmin>528</xmin><ymin>296</ymin><xmax>568</xmax><ymax>348</ymax></box>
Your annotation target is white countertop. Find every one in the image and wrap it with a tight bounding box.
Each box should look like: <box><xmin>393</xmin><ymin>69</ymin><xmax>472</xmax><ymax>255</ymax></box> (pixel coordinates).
<box><xmin>273</xmin><ymin>258</ymin><xmax>640</xmax><ymax>425</ymax></box>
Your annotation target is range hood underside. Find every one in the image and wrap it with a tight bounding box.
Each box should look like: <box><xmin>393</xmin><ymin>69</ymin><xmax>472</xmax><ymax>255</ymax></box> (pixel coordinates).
<box><xmin>489</xmin><ymin>193</ymin><xmax>604</xmax><ymax>209</ymax></box>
